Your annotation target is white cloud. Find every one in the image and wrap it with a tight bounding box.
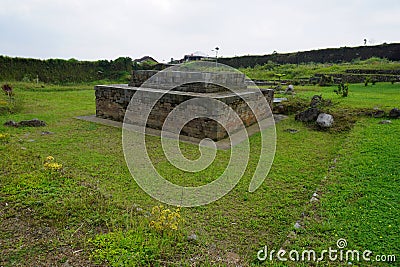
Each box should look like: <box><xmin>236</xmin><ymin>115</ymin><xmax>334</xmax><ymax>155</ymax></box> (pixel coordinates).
<box><xmin>0</xmin><ymin>0</ymin><xmax>399</xmax><ymax>61</ymax></box>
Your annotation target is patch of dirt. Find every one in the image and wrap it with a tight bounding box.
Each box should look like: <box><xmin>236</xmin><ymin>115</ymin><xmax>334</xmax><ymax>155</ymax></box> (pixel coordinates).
<box><xmin>0</xmin><ymin>203</ymin><xmax>99</xmax><ymax>266</ymax></box>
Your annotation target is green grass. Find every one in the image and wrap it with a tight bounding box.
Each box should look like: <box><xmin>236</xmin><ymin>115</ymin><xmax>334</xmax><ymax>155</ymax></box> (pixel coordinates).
<box><xmin>240</xmin><ymin>57</ymin><xmax>400</xmax><ymax>81</ymax></box>
<box><xmin>284</xmin><ymin>118</ymin><xmax>400</xmax><ymax>266</ymax></box>
<box><xmin>271</xmin><ymin>82</ymin><xmax>400</xmax><ymax>110</ymax></box>
<box><xmin>0</xmin><ymin>81</ymin><xmax>399</xmax><ymax>266</ymax></box>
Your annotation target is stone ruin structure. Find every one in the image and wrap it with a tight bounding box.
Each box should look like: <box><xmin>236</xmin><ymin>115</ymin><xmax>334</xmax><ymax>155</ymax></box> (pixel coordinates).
<box><xmin>95</xmin><ymin>67</ymin><xmax>274</xmax><ymax>141</ymax></box>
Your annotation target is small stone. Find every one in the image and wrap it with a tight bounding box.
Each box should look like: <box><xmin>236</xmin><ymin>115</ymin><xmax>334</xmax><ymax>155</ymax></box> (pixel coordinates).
<box><xmin>294</xmin><ymin>222</ymin><xmax>301</xmax><ymax>229</ymax></box>
<box><xmin>372</xmin><ymin>109</ymin><xmax>385</xmax><ymax>118</ymax></box>
<box><xmin>389</xmin><ymin>108</ymin><xmax>400</xmax><ymax>118</ymax></box>
<box><xmin>4</xmin><ymin>120</ymin><xmax>18</xmax><ymax>127</ymax></box>
<box><xmin>274</xmin><ymin>104</ymin><xmax>286</xmax><ymax>114</ymax></box>
<box><xmin>41</xmin><ymin>131</ymin><xmax>54</xmax><ymax>135</ymax></box>
<box><xmin>284</xmin><ymin>128</ymin><xmax>299</xmax><ymax>134</ymax></box>
<box><xmin>310</xmin><ymin>196</ymin><xmax>319</xmax><ymax>203</ymax></box>
<box><xmin>187</xmin><ymin>234</ymin><xmax>198</xmax><ymax>242</ymax></box>
<box><xmin>379</xmin><ymin>120</ymin><xmax>392</xmax><ymax>124</ymax></box>
<box><xmin>284</xmin><ymin>84</ymin><xmax>295</xmax><ymax>94</ymax></box>
<box><xmin>316</xmin><ymin>113</ymin><xmax>334</xmax><ymax>128</ymax></box>
<box><xmin>20</xmin><ymin>147</ymin><xmax>27</xmax><ymax>150</ymax></box>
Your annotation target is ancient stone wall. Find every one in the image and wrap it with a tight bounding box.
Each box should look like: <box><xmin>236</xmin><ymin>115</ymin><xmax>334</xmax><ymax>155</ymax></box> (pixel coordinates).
<box><xmin>95</xmin><ymin>84</ymin><xmax>273</xmax><ymax>140</ymax></box>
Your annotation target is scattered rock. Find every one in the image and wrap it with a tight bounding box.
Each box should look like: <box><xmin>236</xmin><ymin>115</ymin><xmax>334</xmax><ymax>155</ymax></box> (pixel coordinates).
<box><xmin>4</xmin><ymin>119</ymin><xmax>46</xmax><ymax>128</ymax></box>
<box><xmin>389</xmin><ymin>108</ymin><xmax>400</xmax><ymax>118</ymax></box>
<box><xmin>310</xmin><ymin>196</ymin><xmax>319</xmax><ymax>203</ymax></box>
<box><xmin>284</xmin><ymin>84</ymin><xmax>295</xmax><ymax>94</ymax></box>
<box><xmin>310</xmin><ymin>95</ymin><xmax>322</xmax><ymax>108</ymax></box>
<box><xmin>19</xmin><ymin>119</ymin><xmax>47</xmax><ymax>127</ymax></box>
<box><xmin>284</xmin><ymin>128</ymin><xmax>299</xmax><ymax>134</ymax></box>
<box><xmin>187</xmin><ymin>233</ymin><xmax>198</xmax><ymax>242</ymax></box>
<box><xmin>379</xmin><ymin>120</ymin><xmax>392</xmax><ymax>124</ymax></box>
<box><xmin>41</xmin><ymin>131</ymin><xmax>54</xmax><ymax>135</ymax></box>
<box><xmin>294</xmin><ymin>221</ymin><xmax>301</xmax><ymax>229</ymax></box>
<box><xmin>372</xmin><ymin>109</ymin><xmax>385</xmax><ymax>118</ymax></box>
<box><xmin>316</xmin><ymin>113</ymin><xmax>334</xmax><ymax>128</ymax></box>
<box><xmin>312</xmin><ymin>192</ymin><xmax>319</xmax><ymax>198</ymax></box>
<box><xmin>295</xmin><ymin>108</ymin><xmax>320</xmax><ymax>122</ymax></box>
<box><xmin>274</xmin><ymin>104</ymin><xmax>286</xmax><ymax>114</ymax></box>
<box><xmin>4</xmin><ymin>120</ymin><xmax>18</xmax><ymax>127</ymax></box>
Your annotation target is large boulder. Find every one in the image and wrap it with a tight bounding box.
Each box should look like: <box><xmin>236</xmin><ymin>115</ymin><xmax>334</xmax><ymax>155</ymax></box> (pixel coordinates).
<box><xmin>316</xmin><ymin>113</ymin><xmax>334</xmax><ymax>128</ymax></box>
<box><xmin>389</xmin><ymin>108</ymin><xmax>400</xmax><ymax>118</ymax></box>
<box><xmin>295</xmin><ymin>108</ymin><xmax>320</xmax><ymax>122</ymax></box>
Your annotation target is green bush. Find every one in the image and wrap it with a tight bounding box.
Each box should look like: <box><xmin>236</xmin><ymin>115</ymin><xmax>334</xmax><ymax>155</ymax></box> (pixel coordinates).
<box><xmin>0</xmin><ymin>83</ymin><xmax>21</xmax><ymax>115</ymax></box>
<box><xmin>334</xmin><ymin>82</ymin><xmax>349</xmax><ymax>97</ymax></box>
<box><xmin>0</xmin><ymin>56</ymin><xmax>133</xmax><ymax>84</ymax></box>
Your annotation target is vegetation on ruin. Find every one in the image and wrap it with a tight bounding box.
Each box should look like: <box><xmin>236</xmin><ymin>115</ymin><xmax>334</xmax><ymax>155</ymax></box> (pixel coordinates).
<box><xmin>240</xmin><ymin>57</ymin><xmax>400</xmax><ymax>81</ymax></box>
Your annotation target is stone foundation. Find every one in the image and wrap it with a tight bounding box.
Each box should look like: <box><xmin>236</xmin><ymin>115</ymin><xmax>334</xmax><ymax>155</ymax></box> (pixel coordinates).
<box><xmin>95</xmin><ymin>69</ymin><xmax>274</xmax><ymax>141</ymax></box>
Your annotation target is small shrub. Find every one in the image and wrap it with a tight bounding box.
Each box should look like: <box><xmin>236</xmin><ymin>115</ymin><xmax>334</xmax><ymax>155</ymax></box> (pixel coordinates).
<box><xmin>364</xmin><ymin>77</ymin><xmax>371</xmax><ymax>86</ymax></box>
<box><xmin>2</xmin><ymin>84</ymin><xmax>13</xmax><ymax>97</ymax></box>
<box><xmin>0</xmin><ymin>84</ymin><xmax>21</xmax><ymax>115</ymax></box>
<box><xmin>21</xmin><ymin>74</ymin><xmax>31</xmax><ymax>83</ymax></box>
<box><xmin>292</xmin><ymin>80</ymin><xmax>300</xmax><ymax>86</ymax></box>
<box><xmin>334</xmin><ymin>82</ymin><xmax>349</xmax><ymax>97</ymax></box>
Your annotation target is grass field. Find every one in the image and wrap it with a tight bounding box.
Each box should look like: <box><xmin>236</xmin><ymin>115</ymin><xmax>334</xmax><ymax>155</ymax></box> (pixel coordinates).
<box><xmin>240</xmin><ymin>57</ymin><xmax>400</xmax><ymax>81</ymax></box>
<box><xmin>0</xmin><ymin>81</ymin><xmax>399</xmax><ymax>266</ymax></box>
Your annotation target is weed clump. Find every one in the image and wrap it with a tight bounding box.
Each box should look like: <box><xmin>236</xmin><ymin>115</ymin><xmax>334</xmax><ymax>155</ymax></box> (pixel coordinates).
<box><xmin>0</xmin><ymin>133</ymin><xmax>11</xmax><ymax>143</ymax></box>
<box><xmin>43</xmin><ymin>156</ymin><xmax>63</xmax><ymax>171</ymax></box>
<box><xmin>334</xmin><ymin>82</ymin><xmax>349</xmax><ymax>97</ymax></box>
<box><xmin>150</xmin><ymin>205</ymin><xmax>184</xmax><ymax>234</ymax></box>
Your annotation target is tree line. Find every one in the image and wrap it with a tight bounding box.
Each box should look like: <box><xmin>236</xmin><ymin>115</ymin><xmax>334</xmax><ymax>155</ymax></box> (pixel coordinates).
<box><xmin>0</xmin><ymin>56</ymin><xmax>133</xmax><ymax>84</ymax></box>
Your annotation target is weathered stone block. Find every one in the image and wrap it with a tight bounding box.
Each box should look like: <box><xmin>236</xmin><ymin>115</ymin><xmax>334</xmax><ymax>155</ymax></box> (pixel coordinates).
<box><xmin>95</xmin><ymin>70</ymin><xmax>274</xmax><ymax>141</ymax></box>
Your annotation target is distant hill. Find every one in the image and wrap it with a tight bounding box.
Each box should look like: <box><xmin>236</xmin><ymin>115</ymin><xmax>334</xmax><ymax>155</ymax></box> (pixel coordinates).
<box><xmin>219</xmin><ymin>43</ymin><xmax>400</xmax><ymax>68</ymax></box>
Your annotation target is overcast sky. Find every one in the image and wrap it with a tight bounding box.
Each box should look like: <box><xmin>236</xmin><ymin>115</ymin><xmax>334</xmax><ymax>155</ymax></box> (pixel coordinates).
<box><xmin>1</xmin><ymin>0</ymin><xmax>399</xmax><ymax>62</ymax></box>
